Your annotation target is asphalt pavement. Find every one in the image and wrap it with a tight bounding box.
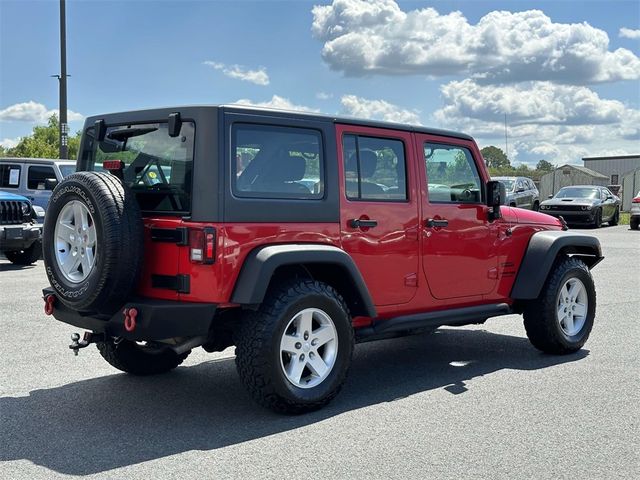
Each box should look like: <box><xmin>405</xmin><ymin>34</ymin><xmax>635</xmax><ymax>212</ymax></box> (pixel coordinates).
<box><xmin>1</xmin><ymin>225</ymin><xmax>638</xmax><ymax>479</ymax></box>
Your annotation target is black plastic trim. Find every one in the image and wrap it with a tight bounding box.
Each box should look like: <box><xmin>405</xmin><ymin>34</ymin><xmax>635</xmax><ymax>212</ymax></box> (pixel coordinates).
<box><xmin>150</xmin><ymin>227</ymin><xmax>188</xmax><ymax>245</ymax></box>
<box><xmin>231</xmin><ymin>243</ymin><xmax>376</xmax><ymax>318</ymax></box>
<box><xmin>510</xmin><ymin>231</ymin><xmax>603</xmax><ymax>300</ymax></box>
<box><xmin>151</xmin><ymin>274</ymin><xmax>191</xmax><ymax>294</ymax></box>
<box><xmin>356</xmin><ymin>303</ymin><xmax>512</xmax><ymax>341</ymax></box>
<box><xmin>43</xmin><ymin>288</ymin><xmax>216</xmax><ymax>341</ymax></box>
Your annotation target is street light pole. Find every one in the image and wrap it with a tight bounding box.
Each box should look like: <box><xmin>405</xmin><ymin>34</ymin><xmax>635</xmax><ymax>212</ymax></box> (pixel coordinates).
<box><xmin>59</xmin><ymin>0</ymin><xmax>68</xmax><ymax>159</ymax></box>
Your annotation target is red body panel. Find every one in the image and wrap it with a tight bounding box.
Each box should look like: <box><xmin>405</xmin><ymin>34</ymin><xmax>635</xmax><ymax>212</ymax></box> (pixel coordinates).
<box><xmin>136</xmin><ymin>124</ymin><xmax>562</xmax><ymax>321</ymax></box>
<box><xmin>336</xmin><ymin>124</ymin><xmax>420</xmax><ymax>307</ymax></box>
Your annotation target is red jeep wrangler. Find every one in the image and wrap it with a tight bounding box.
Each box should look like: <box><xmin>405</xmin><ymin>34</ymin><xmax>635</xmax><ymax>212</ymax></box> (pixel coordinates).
<box><xmin>42</xmin><ymin>106</ymin><xmax>602</xmax><ymax>413</ymax></box>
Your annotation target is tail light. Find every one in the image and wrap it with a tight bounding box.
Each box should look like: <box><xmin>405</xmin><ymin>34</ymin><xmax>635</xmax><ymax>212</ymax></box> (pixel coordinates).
<box><xmin>633</xmin><ymin>197</ymin><xmax>640</xmax><ymax>203</ymax></box>
<box><xmin>189</xmin><ymin>227</ymin><xmax>216</xmax><ymax>264</ymax></box>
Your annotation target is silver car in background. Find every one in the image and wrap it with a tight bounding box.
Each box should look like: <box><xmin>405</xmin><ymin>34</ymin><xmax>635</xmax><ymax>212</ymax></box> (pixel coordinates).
<box><xmin>0</xmin><ymin>158</ymin><xmax>76</xmax><ymax>211</ymax></box>
<box><xmin>493</xmin><ymin>176</ymin><xmax>540</xmax><ymax>210</ymax></box>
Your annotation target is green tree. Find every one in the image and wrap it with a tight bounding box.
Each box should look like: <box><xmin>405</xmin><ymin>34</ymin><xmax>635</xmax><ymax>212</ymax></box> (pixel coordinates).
<box><xmin>481</xmin><ymin>145</ymin><xmax>511</xmax><ymax>169</ymax></box>
<box><xmin>536</xmin><ymin>159</ymin><xmax>555</xmax><ymax>172</ymax></box>
<box><xmin>3</xmin><ymin>114</ymin><xmax>81</xmax><ymax>159</ymax></box>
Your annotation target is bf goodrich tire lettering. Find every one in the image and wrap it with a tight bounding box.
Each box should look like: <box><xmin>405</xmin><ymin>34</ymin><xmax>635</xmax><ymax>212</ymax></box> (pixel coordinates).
<box><xmin>43</xmin><ymin>172</ymin><xmax>143</xmax><ymax>313</ymax></box>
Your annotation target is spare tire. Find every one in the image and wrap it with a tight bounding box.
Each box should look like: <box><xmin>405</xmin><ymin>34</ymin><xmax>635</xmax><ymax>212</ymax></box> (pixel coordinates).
<box><xmin>43</xmin><ymin>171</ymin><xmax>143</xmax><ymax>314</ymax></box>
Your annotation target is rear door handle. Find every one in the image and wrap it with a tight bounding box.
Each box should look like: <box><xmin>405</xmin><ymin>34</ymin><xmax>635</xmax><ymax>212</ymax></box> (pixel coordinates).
<box><xmin>426</xmin><ymin>218</ymin><xmax>448</xmax><ymax>228</ymax></box>
<box><xmin>349</xmin><ymin>218</ymin><xmax>378</xmax><ymax>228</ymax></box>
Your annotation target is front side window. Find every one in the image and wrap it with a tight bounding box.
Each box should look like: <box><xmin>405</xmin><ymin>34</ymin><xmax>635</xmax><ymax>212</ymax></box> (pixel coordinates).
<box><xmin>342</xmin><ymin>134</ymin><xmax>407</xmax><ymax>201</ymax></box>
<box><xmin>28</xmin><ymin>166</ymin><xmax>56</xmax><ymax>190</ymax></box>
<box><xmin>84</xmin><ymin>121</ymin><xmax>195</xmax><ymax>213</ymax></box>
<box><xmin>0</xmin><ymin>164</ymin><xmax>21</xmax><ymax>189</ymax></box>
<box><xmin>233</xmin><ymin>124</ymin><xmax>323</xmax><ymax>199</ymax></box>
<box><xmin>424</xmin><ymin>143</ymin><xmax>482</xmax><ymax>203</ymax></box>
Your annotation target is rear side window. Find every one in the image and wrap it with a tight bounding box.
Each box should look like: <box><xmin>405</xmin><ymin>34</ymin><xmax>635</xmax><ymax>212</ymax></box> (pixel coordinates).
<box><xmin>424</xmin><ymin>143</ymin><xmax>482</xmax><ymax>203</ymax></box>
<box><xmin>0</xmin><ymin>164</ymin><xmax>21</xmax><ymax>189</ymax></box>
<box><xmin>28</xmin><ymin>165</ymin><xmax>56</xmax><ymax>190</ymax></box>
<box><xmin>342</xmin><ymin>134</ymin><xmax>407</xmax><ymax>201</ymax></box>
<box><xmin>84</xmin><ymin>121</ymin><xmax>195</xmax><ymax>214</ymax></box>
<box><xmin>233</xmin><ymin>123</ymin><xmax>324</xmax><ymax>199</ymax></box>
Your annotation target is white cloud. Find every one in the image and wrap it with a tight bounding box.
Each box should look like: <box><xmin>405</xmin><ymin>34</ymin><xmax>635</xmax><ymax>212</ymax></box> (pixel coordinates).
<box><xmin>1</xmin><ymin>137</ymin><xmax>21</xmax><ymax>149</ymax></box>
<box><xmin>0</xmin><ymin>101</ymin><xmax>83</xmax><ymax>123</ymax></box>
<box><xmin>433</xmin><ymin>80</ymin><xmax>640</xmax><ymax>164</ymax></box>
<box><xmin>204</xmin><ymin>61</ymin><xmax>269</xmax><ymax>85</ymax></box>
<box><xmin>341</xmin><ymin>94</ymin><xmax>421</xmax><ymax>124</ymax></box>
<box><xmin>312</xmin><ymin>0</ymin><xmax>640</xmax><ymax>84</ymax></box>
<box><xmin>316</xmin><ymin>91</ymin><xmax>334</xmax><ymax>100</ymax></box>
<box><xmin>232</xmin><ymin>95</ymin><xmax>319</xmax><ymax>112</ymax></box>
<box><xmin>435</xmin><ymin>80</ymin><xmax>628</xmax><ymax>126</ymax></box>
<box><xmin>619</xmin><ymin>27</ymin><xmax>640</xmax><ymax>39</ymax></box>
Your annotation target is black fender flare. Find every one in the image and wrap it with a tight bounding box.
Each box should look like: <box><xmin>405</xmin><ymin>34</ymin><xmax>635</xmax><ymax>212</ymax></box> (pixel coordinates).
<box><xmin>511</xmin><ymin>231</ymin><xmax>603</xmax><ymax>300</ymax></box>
<box><xmin>231</xmin><ymin>244</ymin><xmax>377</xmax><ymax>318</ymax></box>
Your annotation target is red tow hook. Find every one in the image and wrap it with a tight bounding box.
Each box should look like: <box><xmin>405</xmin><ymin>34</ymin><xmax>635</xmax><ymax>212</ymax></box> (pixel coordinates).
<box><xmin>44</xmin><ymin>294</ymin><xmax>56</xmax><ymax>316</ymax></box>
<box><xmin>123</xmin><ymin>307</ymin><xmax>138</xmax><ymax>332</ymax></box>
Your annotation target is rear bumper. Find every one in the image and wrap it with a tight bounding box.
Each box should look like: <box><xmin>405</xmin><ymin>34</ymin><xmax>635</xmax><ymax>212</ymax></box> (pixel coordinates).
<box><xmin>42</xmin><ymin>287</ymin><xmax>217</xmax><ymax>340</ymax></box>
<box><xmin>0</xmin><ymin>224</ymin><xmax>41</xmax><ymax>251</ymax></box>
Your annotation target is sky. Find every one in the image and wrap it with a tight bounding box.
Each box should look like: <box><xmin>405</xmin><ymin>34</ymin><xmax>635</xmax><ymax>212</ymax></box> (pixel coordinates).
<box><xmin>1</xmin><ymin>0</ymin><xmax>639</xmax><ymax>166</ymax></box>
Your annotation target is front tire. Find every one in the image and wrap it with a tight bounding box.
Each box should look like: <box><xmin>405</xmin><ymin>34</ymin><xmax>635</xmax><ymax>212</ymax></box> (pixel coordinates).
<box><xmin>533</xmin><ymin>201</ymin><xmax>540</xmax><ymax>211</ymax></box>
<box><xmin>97</xmin><ymin>340</ymin><xmax>190</xmax><ymax>375</ymax></box>
<box><xmin>235</xmin><ymin>280</ymin><xmax>354</xmax><ymax>414</ymax></box>
<box><xmin>631</xmin><ymin>217</ymin><xmax>639</xmax><ymax>230</ymax></box>
<box><xmin>5</xmin><ymin>240</ymin><xmax>41</xmax><ymax>265</ymax></box>
<box><xmin>523</xmin><ymin>257</ymin><xmax>596</xmax><ymax>354</ymax></box>
<box><xmin>592</xmin><ymin>208</ymin><xmax>602</xmax><ymax>228</ymax></box>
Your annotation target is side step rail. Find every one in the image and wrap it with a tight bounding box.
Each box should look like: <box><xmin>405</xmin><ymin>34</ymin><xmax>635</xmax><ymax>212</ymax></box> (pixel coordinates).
<box><xmin>355</xmin><ymin>303</ymin><xmax>512</xmax><ymax>343</ymax></box>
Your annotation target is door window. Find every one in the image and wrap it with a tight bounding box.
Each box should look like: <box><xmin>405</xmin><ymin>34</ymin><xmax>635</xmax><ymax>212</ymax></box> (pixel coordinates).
<box><xmin>342</xmin><ymin>135</ymin><xmax>407</xmax><ymax>201</ymax></box>
<box><xmin>0</xmin><ymin>164</ymin><xmax>21</xmax><ymax>189</ymax></box>
<box><xmin>27</xmin><ymin>166</ymin><xmax>56</xmax><ymax>190</ymax></box>
<box><xmin>424</xmin><ymin>143</ymin><xmax>482</xmax><ymax>203</ymax></box>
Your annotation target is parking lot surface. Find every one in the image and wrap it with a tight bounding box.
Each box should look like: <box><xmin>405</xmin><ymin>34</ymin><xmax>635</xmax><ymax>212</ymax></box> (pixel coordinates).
<box><xmin>1</xmin><ymin>225</ymin><xmax>638</xmax><ymax>479</ymax></box>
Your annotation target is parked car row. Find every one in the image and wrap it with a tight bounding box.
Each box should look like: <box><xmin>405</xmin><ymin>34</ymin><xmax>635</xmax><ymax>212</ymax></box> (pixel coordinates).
<box><xmin>493</xmin><ymin>176</ymin><xmax>540</xmax><ymax>210</ymax></box>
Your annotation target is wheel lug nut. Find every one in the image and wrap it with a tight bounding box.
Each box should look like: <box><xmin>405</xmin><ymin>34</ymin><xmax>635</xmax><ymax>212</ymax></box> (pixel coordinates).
<box><xmin>309</xmin><ymin>352</ymin><xmax>315</xmax><ymax>358</ymax></box>
<box><xmin>299</xmin><ymin>354</ymin><xmax>305</xmax><ymax>362</ymax></box>
<box><xmin>295</xmin><ymin>342</ymin><xmax>302</xmax><ymax>350</ymax></box>
<box><xmin>304</xmin><ymin>332</ymin><xmax>309</xmax><ymax>340</ymax></box>
<box><xmin>311</xmin><ymin>339</ymin><xmax>318</xmax><ymax>346</ymax></box>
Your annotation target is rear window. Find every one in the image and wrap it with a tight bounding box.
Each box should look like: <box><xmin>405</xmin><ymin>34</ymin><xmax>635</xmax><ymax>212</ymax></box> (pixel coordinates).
<box><xmin>83</xmin><ymin>122</ymin><xmax>195</xmax><ymax>214</ymax></box>
<box><xmin>59</xmin><ymin>165</ymin><xmax>75</xmax><ymax>178</ymax></box>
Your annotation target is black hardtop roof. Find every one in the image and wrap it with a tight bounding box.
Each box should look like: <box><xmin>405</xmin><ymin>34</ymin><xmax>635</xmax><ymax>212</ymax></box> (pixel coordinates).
<box><xmin>85</xmin><ymin>104</ymin><xmax>475</xmax><ymax>142</ymax></box>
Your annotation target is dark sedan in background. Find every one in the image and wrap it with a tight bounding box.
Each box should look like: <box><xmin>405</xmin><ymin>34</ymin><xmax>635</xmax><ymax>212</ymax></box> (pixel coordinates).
<box><xmin>540</xmin><ymin>185</ymin><xmax>620</xmax><ymax>228</ymax></box>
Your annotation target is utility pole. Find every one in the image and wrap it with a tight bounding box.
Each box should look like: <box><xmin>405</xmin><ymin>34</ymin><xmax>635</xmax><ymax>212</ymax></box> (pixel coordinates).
<box><xmin>58</xmin><ymin>0</ymin><xmax>68</xmax><ymax>159</ymax></box>
<box><xmin>504</xmin><ymin>113</ymin><xmax>508</xmax><ymax>161</ymax></box>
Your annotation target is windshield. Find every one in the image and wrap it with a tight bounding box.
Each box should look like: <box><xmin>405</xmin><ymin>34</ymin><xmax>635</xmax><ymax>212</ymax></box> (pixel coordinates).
<box><xmin>497</xmin><ymin>179</ymin><xmax>515</xmax><ymax>191</ymax></box>
<box><xmin>83</xmin><ymin>121</ymin><xmax>195</xmax><ymax>214</ymax></box>
<box><xmin>59</xmin><ymin>165</ymin><xmax>75</xmax><ymax>178</ymax></box>
<box><xmin>555</xmin><ymin>187</ymin><xmax>599</xmax><ymax>199</ymax></box>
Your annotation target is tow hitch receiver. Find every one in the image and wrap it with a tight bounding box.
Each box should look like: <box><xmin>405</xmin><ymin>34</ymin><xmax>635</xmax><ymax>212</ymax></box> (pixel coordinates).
<box><xmin>69</xmin><ymin>331</ymin><xmax>104</xmax><ymax>356</ymax></box>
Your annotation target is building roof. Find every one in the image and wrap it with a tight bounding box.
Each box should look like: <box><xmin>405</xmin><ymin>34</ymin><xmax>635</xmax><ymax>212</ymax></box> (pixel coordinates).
<box><xmin>582</xmin><ymin>154</ymin><xmax>640</xmax><ymax>161</ymax></box>
<box><xmin>556</xmin><ymin>164</ymin><xmax>608</xmax><ymax>178</ymax></box>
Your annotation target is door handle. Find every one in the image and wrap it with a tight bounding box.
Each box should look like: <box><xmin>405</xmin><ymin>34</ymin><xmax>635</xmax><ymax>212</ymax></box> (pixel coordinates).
<box><xmin>426</xmin><ymin>218</ymin><xmax>448</xmax><ymax>228</ymax></box>
<box><xmin>349</xmin><ymin>218</ymin><xmax>378</xmax><ymax>228</ymax></box>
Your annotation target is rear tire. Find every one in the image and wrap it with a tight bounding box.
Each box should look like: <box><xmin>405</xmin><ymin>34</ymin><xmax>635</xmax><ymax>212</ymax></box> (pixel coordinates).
<box><xmin>523</xmin><ymin>257</ymin><xmax>595</xmax><ymax>354</ymax></box>
<box><xmin>5</xmin><ymin>240</ymin><xmax>41</xmax><ymax>265</ymax></box>
<box><xmin>609</xmin><ymin>209</ymin><xmax>619</xmax><ymax>226</ymax></box>
<box><xmin>97</xmin><ymin>340</ymin><xmax>190</xmax><ymax>375</ymax></box>
<box><xmin>235</xmin><ymin>280</ymin><xmax>354</xmax><ymax>414</ymax></box>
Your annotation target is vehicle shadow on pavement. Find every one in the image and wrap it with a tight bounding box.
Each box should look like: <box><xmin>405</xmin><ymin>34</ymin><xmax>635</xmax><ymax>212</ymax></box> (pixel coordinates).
<box><xmin>0</xmin><ymin>262</ymin><xmax>37</xmax><ymax>272</ymax></box>
<box><xmin>0</xmin><ymin>328</ymin><xmax>588</xmax><ymax>475</ymax></box>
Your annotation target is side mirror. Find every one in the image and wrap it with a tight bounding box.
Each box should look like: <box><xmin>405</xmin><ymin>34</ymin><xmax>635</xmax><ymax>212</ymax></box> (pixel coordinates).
<box><xmin>486</xmin><ymin>180</ymin><xmax>506</xmax><ymax>221</ymax></box>
<box><xmin>516</xmin><ymin>187</ymin><xmax>525</xmax><ymax>193</ymax></box>
<box><xmin>548</xmin><ymin>194</ymin><xmax>554</xmax><ymax>199</ymax></box>
<box><xmin>606</xmin><ymin>195</ymin><xmax>613</xmax><ymax>200</ymax></box>
<box><xmin>44</xmin><ymin>178</ymin><xmax>58</xmax><ymax>190</ymax></box>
